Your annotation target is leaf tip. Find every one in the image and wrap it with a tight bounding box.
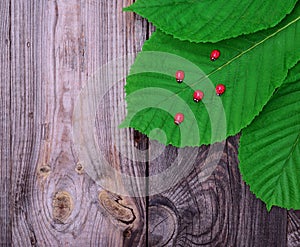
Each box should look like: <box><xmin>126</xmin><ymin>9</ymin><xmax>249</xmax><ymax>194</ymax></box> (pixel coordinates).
<box><xmin>123</xmin><ymin>6</ymin><xmax>133</xmax><ymax>12</ymax></box>
<box><xmin>119</xmin><ymin>119</ymin><xmax>129</xmax><ymax>129</ymax></box>
<box><xmin>266</xmin><ymin>204</ymin><xmax>273</xmax><ymax>212</ymax></box>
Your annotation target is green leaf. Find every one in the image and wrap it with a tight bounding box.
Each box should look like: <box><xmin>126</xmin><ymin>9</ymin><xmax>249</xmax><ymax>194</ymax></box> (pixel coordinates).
<box><xmin>124</xmin><ymin>0</ymin><xmax>298</xmax><ymax>43</ymax></box>
<box><xmin>283</xmin><ymin>61</ymin><xmax>300</xmax><ymax>84</ymax></box>
<box><xmin>238</xmin><ymin>63</ymin><xmax>300</xmax><ymax>210</ymax></box>
<box><xmin>121</xmin><ymin>4</ymin><xmax>300</xmax><ymax>147</ymax></box>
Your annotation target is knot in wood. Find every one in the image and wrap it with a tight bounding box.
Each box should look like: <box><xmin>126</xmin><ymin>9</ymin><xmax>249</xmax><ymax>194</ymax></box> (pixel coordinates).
<box><xmin>98</xmin><ymin>191</ymin><xmax>135</xmax><ymax>224</ymax></box>
<box><xmin>148</xmin><ymin>205</ymin><xmax>177</xmax><ymax>246</ymax></box>
<box><xmin>123</xmin><ymin>228</ymin><xmax>132</xmax><ymax>238</ymax></box>
<box><xmin>52</xmin><ymin>191</ymin><xmax>73</xmax><ymax>224</ymax></box>
<box><xmin>38</xmin><ymin>165</ymin><xmax>51</xmax><ymax>178</ymax></box>
<box><xmin>75</xmin><ymin>162</ymin><xmax>84</xmax><ymax>174</ymax></box>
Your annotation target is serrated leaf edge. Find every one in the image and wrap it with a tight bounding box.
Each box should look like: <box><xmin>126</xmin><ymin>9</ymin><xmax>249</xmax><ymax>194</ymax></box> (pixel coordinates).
<box><xmin>124</xmin><ymin>2</ymin><xmax>297</xmax><ymax>43</ymax></box>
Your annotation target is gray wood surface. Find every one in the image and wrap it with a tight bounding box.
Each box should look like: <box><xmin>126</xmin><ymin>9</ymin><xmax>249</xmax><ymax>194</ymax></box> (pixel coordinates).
<box><xmin>288</xmin><ymin>211</ymin><xmax>300</xmax><ymax>247</ymax></box>
<box><xmin>148</xmin><ymin>136</ymin><xmax>288</xmax><ymax>246</ymax></box>
<box><xmin>0</xmin><ymin>0</ymin><xmax>12</xmax><ymax>245</ymax></box>
<box><xmin>4</xmin><ymin>0</ymin><xmax>149</xmax><ymax>246</ymax></box>
<box><xmin>1</xmin><ymin>0</ymin><xmax>299</xmax><ymax>246</ymax></box>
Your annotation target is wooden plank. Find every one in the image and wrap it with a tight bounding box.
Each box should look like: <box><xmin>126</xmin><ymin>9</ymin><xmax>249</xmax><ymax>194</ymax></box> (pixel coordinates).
<box><xmin>9</xmin><ymin>0</ymin><xmax>149</xmax><ymax>245</ymax></box>
<box><xmin>0</xmin><ymin>0</ymin><xmax>12</xmax><ymax>245</ymax></box>
<box><xmin>148</xmin><ymin>136</ymin><xmax>287</xmax><ymax>246</ymax></box>
<box><xmin>288</xmin><ymin>211</ymin><xmax>300</xmax><ymax>246</ymax></box>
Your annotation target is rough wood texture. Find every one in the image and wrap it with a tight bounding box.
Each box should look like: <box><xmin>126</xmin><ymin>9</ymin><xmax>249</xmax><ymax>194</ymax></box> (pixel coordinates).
<box><xmin>1</xmin><ymin>1</ymin><xmax>300</xmax><ymax>246</ymax></box>
<box><xmin>148</xmin><ymin>136</ymin><xmax>288</xmax><ymax>247</ymax></box>
<box><xmin>7</xmin><ymin>0</ymin><xmax>149</xmax><ymax>246</ymax></box>
<box><xmin>0</xmin><ymin>1</ymin><xmax>11</xmax><ymax>245</ymax></box>
<box><xmin>288</xmin><ymin>211</ymin><xmax>300</xmax><ymax>247</ymax></box>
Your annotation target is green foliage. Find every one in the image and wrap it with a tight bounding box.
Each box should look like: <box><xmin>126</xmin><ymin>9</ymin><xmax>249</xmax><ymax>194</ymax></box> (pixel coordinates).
<box><xmin>239</xmin><ymin>63</ymin><xmax>300</xmax><ymax>210</ymax></box>
<box><xmin>122</xmin><ymin>1</ymin><xmax>300</xmax><ymax>209</ymax></box>
<box><xmin>121</xmin><ymin>4</ymin><xmax>300</xmax><ymax>147</ymax></box>
<box><xmin>284</xmin><ymin>61</ymin><xmax>300</xmax><ymax>84</ymax></box>
<box><xmin>125</xmin><ymin>0</ymin><xmax>298</xmax><ymax>43</ymax></box>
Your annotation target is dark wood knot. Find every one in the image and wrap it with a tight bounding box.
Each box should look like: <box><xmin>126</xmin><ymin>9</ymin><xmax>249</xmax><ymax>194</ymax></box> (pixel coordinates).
<box><xmin>75</xmin><ymin>162</ymin><xmax>84</xmax><ymax>174</ymax></box>
<box><xmin>148</xmin><ymin>204</ymin><xmax>177</xmax><ymax>246</ymax></box>
<box><xmin>52</xmin><ymin>191</ymin><xmax>73</xmax><ymax>224</ymax></box>
<box><xmin>38</xmin><ymin>165</ymin><xmax>51</xmax><ymax>178</ymax></box>
<box><xmin>98</xmin><ymin>191</ymin><xmax>135</xmax><ymax>225</ymax></box>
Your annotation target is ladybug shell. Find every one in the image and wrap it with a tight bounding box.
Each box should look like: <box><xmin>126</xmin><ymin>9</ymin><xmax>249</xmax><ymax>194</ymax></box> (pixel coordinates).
<box><xmin>216</xmin><ymin>84</ymin><xmax>226</xmax><ymax>95</ymax></box>
<box><xmin>176</xmin><ymin>70</ymin><xmax>185</xmax><ymax>83</ymax></box>
<box><xmin>193</xmin><ymin>90</ymin><xmax>204</xmax><ymax>102</ymax></box>
<box><xmin>174</xmin><ymin>113</ymin><xmax>184</xmax><ymax>125</ymax></box>
<box><xmin>210</xmin><ymin>50</ymin><xmax>220</xmax><ymax>61</ymax></box>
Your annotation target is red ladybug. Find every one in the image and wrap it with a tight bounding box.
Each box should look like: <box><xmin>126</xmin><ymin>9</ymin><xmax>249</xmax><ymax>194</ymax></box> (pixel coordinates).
<box><xmin>193</xmin><ymin>90</ymin><xmax>204</xmax><ymax>102</ymax></box>
<box><xmin>216</xmin><ymin>84</ymin><xmax>226</xmax><ymax>96</ymax></box>
<box><xmin>174</xmin><ymin>113</ymin><xmax>184</xmax><ymax>125</ymax></box>
<box><xmin>175</xmin><ymin>70</ymin><xmax>185</xmax><ymax>83</ymax></box>
<box><xmin>210</xmin><ymin>50</ymin><xmax>220</xmax><ymax>61</ymax></box>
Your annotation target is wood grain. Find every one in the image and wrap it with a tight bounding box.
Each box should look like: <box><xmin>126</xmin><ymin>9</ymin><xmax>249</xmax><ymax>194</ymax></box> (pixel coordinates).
<box><xmin>148</xmin><ymin>136</ymin><xmax>288</xmax><ymax>246</ymax></box>
<box><xmin>8</xmin><ymin>0</ymin><xmax>149</xmax><ymax>246</ymax></box>
<box><xmin>288</xmin><ymin>211</ymin><xmax>300</xmax><ymax>247</ymax></box>
<box><xmin>0</xmin><ymin>0</ymin><xmax>12</xmax><ymax>245</ymax></box>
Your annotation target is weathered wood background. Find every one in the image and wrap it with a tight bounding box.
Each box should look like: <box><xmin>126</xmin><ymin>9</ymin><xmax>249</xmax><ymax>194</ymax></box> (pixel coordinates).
<box><xmin>1</xmin><ymin>1</ymin><xmax>300</xmax><ymax>246</ymax></box>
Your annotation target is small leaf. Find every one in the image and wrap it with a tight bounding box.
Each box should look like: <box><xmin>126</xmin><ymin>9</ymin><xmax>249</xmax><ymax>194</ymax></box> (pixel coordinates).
<box><xmin>125</xmin><ymin>0</ymin><xmax>298</xmax><ymax>43</ymax></box>
<box><xmin>121</xmin><ymin>4</ymin><xmax>300</xmax><ymax>147</ymax></box>
<box><xmin>239</xmin><ymin>63</ymin><xmax>300</xmax><ymax>210</ymax></box>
